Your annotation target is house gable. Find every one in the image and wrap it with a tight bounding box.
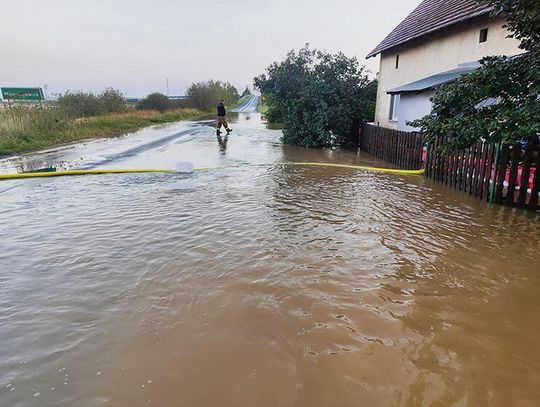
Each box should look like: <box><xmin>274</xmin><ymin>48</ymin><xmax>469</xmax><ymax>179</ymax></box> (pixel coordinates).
<box><xmin>371</xmin><ymin>14</ymin><xmax>522</xmax><ymax>130</ymax></box>
<box><xmin>367</xmin><ymin>0</ymin><xmax>493</xmax><ymax>58</ymax></box>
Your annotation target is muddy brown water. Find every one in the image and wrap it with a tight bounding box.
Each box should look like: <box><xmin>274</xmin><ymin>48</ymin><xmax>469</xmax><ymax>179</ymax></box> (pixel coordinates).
<box><xmin>1</xmin><ymin>114</ymin><xmax>539</xmax><ymax>406</ymax></box>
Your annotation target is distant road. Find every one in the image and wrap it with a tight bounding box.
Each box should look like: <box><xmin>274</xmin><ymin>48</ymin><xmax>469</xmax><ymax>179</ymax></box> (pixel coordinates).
<box><xmin>231</xmin><ymin>95</ymin><xmax>259</xmax><ymax>113</ymax></box>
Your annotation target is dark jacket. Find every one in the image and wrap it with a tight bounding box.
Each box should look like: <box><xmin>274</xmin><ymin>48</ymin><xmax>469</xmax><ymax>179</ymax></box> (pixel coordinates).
<box><xmin>217</xmin><ymin>103</ymin><xmax>226</xmax><ymax>117</ymax></box>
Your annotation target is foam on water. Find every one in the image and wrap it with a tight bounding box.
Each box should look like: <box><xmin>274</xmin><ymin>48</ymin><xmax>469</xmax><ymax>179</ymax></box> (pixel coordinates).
<box><xmin>165</xmin><ymin>180</ymin><xmax>194</xmax><ymax>191</ymax></box>
<box><xmin>209</xmin><ymin>168</ymin><xmax>238</xmax><ymax>178</ymax></box>
<box><xmin>175</xmin><ymin>162</ymin><xmax>194</xmax><ymax>174</ymax></box>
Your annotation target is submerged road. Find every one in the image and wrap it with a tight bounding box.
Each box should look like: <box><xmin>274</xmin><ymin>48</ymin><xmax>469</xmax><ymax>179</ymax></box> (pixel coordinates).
<box><xmin>1</xmin><ymin>113</ymin><xmax>539</xmax><ymax>407</ymax></box>
<box><xmin>231</xmin><ymin>94</ymin><xmax>259</xmax><ymax>113</ymax></box>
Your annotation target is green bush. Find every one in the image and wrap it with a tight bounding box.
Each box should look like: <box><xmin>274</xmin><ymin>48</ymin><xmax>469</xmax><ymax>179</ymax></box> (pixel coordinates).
<box><xmin>409</xmin><ymin>54</ymin><xmax>540</xmax><ymax>151</ymax></box>
<box><xmin>186</xmin><ymin>80</ymin><xmax>240</xmax><ymax>111</ymax></box>
<box><xmin>409</xmin><ymin>0</ymin><xmax>540</xmax><ymax>150</ymax></box>
<box><xmin>254</xmin><ymin>46</ymin><xmax>376</xmax><ymax>147</ymax></box>
<box><xmin>57</xmin><ymin>91</ymin><xmax>102</xmax><ymax>117</ymax></box>
<box><xmin>169</xmin><ymin>98</ymin><xmax>192</xmax><ymax>110</ymax></box>
<box><xmin>99</xmin><ymin>88</ymin><xmax>126</xmax><ymax>114</ymax></box>
<box><xmin>56</xmin><ymin>88</ymin><xmax>125</xmax><ymax>118</ymax></box>
<box><xmin>136</xmin><ymin>93</ymin><xmax>171</xmax><ymax>113</ymax></box>
<box><xmin>260</xmin><ymin>94</ymin><xmax>285</xmax><ymax>123</ymax></box>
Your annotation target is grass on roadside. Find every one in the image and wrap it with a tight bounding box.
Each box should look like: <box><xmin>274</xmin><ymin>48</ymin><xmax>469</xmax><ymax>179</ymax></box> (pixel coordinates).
<box><xmin>0</xmin><ymin>107</ymin><xmax>207</xmax><ymax>156</ymax></box>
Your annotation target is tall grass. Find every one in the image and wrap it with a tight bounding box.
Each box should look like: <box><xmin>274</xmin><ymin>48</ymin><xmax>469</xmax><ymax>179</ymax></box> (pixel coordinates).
<box><xmin>0</xmin><ymin>106</ymin><xmax>69</xmax><ymax>154</ymax></box>
<box><xmin>57</xmin><ymin>89</ymin><xmax>125</xmax><ymax>117</ymax></box>
<box><xmin>0</xmin><ymin>106</ymin><xmax>205</xmax><ymax>156</ymax></box>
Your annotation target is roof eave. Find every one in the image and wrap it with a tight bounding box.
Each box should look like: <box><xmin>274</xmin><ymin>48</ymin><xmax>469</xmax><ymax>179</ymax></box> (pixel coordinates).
<box><xmin>387</xmin><ymin>89</ymin><xmax>432</xmax><ymax>95</ymax></box>
<box><xmin>365</xmin><ymin>7</ymin><xmax>494</xmax><ymax>59</ymax></box>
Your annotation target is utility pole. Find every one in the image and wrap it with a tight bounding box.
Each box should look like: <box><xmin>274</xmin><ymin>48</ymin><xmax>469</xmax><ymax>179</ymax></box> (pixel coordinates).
<box><xmin>166</xmin><ymin>78</ymin><xmax>169</xmax><ymax>96</ymax></box>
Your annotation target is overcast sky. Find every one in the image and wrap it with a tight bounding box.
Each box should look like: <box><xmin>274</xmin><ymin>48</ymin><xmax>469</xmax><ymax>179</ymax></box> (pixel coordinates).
<box><xmin>0</xmin><ymin>0</ymin><xmax>420</xmax><ymax>97</ymax></box>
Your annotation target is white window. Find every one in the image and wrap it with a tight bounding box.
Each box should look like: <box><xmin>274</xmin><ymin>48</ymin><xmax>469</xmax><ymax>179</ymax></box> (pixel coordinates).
<box><xmin>389</xmin><ymin>94</ymin><xmax>399</xmax><ymax>121</ymax></box>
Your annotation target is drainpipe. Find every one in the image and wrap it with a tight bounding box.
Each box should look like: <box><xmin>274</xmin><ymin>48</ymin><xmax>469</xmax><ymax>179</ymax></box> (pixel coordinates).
<box><xmin>489</xmin><ymin>143</ymin><xmax>501</xmax><ymax>203</ymax></box>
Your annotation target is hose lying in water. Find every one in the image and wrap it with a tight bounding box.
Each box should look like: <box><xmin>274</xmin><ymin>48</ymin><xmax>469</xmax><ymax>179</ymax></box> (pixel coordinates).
<box><xmin>285</xmin><ymin>162</ymin><xmax>424</xmax><ymax>175</ymax></box>
<box><xmin>0</xmin><ymin>163</ymin><xmax>424</xmax><ymax>181</ymax></box>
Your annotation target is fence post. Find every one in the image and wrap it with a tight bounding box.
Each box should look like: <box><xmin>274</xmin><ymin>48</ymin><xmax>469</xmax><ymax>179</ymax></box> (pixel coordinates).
<box><xmin>489</xmin><ymin>143</ymin><xmax>501</xmax><ymax>203</ymax></box>
<box><xmin>494</xmin><ymin>144</ymin><xmax>510</xmax><ymax>204</ymax></box>
<box><xmin>529</xmin><ymin>152</ymin><xmax>540</xmax><ymax>212</ymax></box>
<box><xmin>517</xmin><ymin>142</ymin><xmax>534</xmax><ymax>208</ymax></box>
<box><xmin>505</xmin><ymin>143</ymin><xmax>521</xmax><ymax>206</ymax></box>
<box><xmin>358</xmin><ymin>123</ymin><xmax>363</xmax><ymax>149</ymax></box>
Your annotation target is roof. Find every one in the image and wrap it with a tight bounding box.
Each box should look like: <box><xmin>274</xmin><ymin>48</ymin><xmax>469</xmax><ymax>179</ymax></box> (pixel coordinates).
<box><xmin>367</xmin><ymin>0</ymin><xmax>493</xmax><ymax>58</ymax></box>
<box><xmin>386</xmin><ymin>63</ymin><xmax>479</xmax><ymax>94</ymax></box>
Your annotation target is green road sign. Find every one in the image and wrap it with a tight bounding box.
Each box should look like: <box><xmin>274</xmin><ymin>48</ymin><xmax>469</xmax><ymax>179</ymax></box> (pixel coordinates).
<box><xmin>1</xmin><ymin>87</ymin><xmax>44</xmax><ymax>101</ymax></box>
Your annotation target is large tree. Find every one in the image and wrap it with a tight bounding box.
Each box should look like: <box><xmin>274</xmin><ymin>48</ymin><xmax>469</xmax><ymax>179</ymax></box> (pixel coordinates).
<box><xmin>241</xmin><ymin>86</ymin><xmax>251</xmax><ymax>98</ymax></box>
<box><xmin>410</xmin><ymin>0</ymin><xmax>540</xmax><ymax>151</ymax></box>
<box><xmin>254</xmin><ymin>46</ymin><xmax>376</xmax><ymax>147</ymax></box>
<box><xmin>186</xmin><ymin>80</ymin><xmax>240</xmax><ymax>112</ymax></box>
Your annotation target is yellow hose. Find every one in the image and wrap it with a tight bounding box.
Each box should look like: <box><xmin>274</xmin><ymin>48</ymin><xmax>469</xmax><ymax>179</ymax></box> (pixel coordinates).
<box><xmin>0</xmin><ymin>169</ymin><xmax>175</xmax><ymax>180</ymax></box>
<box><xmin>0</xmin><ymin>163</ymin><xmax>424</xmax><ymax>181</ymax></box>
<box><xmin>285</xmin><ymin>162</ymin><xmax>424</xmax><ymax>175</ymax></box>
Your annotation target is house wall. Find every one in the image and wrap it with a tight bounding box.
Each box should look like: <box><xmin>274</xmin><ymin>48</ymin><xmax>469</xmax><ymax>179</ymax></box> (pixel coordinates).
<box><xmin>397</xmin><ymin>91</ymin><xmax>436</xmax><ymax>131</ymax></box>
<box><xmin>373</xmin><ymin>16</ymin><xmax>523</xmax><ymax>129</ymax></box>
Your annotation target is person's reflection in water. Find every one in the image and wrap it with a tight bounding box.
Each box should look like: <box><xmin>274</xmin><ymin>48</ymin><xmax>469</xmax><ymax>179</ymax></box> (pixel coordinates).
<box><xmin>217</xmin><ymin>134</ymin><xmax>228</xmax><ymax>154</ymax></box>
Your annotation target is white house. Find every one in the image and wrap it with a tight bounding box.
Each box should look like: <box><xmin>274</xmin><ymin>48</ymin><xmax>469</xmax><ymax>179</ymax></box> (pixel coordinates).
<box><xmin>367</xmin><ymin>0</ymin><xmax>523</xmax><ymax>131</ymax></box>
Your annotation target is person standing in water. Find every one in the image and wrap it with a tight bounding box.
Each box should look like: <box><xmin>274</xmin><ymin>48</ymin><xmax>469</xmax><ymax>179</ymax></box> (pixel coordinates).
<box><xmin>216</xmin><ymin>99</ymin><xmax>232</xmax><ymax>135</ymax></box>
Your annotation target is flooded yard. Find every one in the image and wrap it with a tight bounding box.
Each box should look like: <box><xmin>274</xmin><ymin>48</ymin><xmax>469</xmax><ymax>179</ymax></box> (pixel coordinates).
<box><xmin>0</xmin><ymin>113</ymin><xmax>539</xmax><ymax>406</ymax></box>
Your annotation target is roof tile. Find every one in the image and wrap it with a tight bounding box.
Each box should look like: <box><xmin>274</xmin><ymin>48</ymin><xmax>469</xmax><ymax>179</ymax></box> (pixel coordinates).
<box><xmin>367</xmin><ymin>0</ymin><xmax>493</xmax><ymax>58</ymax></box>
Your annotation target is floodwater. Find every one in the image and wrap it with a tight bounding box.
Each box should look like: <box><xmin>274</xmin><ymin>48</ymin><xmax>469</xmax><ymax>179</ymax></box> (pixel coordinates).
<box><xmin>0</xmin><ymin>113</ymin><xmax>539</xmax><ymax>407</ymax></box>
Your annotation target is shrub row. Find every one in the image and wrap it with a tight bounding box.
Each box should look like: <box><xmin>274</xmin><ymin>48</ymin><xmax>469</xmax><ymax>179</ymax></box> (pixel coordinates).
<box><xmin>57</xmin><ymin>88</ymin><xmax>125</xmax><ymax>118</ymax></box>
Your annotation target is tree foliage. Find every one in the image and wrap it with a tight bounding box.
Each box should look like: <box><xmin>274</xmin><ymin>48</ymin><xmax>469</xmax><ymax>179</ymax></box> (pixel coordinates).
<box><xmin>57</xmin><ymin>88</ymin><xmax>125</xmax><ymax>118</ymax></box>
<box><xmin>410</xmin><ymin>0</ymin><xmax>540</xmax><ymax>150</ymax></box>
<box><xmin>186</xmin><ymin>80</ymin><xmax>240</xmax><ymax>111</ymax></box>
<box><xmin>136</xmin><ymin>92</ymin><xmax>171</xmax><ymax>113</ymax></box>
<box><xmin>99</xmin><ymin>89</ymin><xmax>126</xmax><ymax>115</ymax></box>
<box><xmin>241</xmin><ymin>86</ymin><xmax>251</xmax><ymax>98</ymax></box>
<box><xmin>254</xmin><ymin>46</ymin><xmax>376</xmax><ymax>147</ymax></box>
<box><xmin>490</xmin><ymin>0</ymin><xmax>540</xmax><ymax>55</ymax></box>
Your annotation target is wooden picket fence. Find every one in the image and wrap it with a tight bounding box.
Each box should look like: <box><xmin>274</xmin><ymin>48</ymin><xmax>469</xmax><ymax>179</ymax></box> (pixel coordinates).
<box><xmin>358</xmin><ymin>124</ymin><xmax>539</xmax><ymax>213</ymax></box>
<box><xmin>425</xmin><ymin>137</ymin><xmax>540</xmax><ymax>212</ymax></box>
<box><xmin>360</xmin><ymin>123</ymin><xmax>424</xmax><ymax>170</ymax></box>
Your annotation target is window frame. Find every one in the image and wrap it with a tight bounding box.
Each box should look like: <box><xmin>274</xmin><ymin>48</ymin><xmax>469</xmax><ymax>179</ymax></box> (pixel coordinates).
<box><xmin>389</xmin><ymin>94</ymin><xmax>399</xmax><ymax>121</ymax></box>
<box><xmin>479</xmin><ymin>28</ymin><xmax>489</xmax><ymax>43</ymax></box>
